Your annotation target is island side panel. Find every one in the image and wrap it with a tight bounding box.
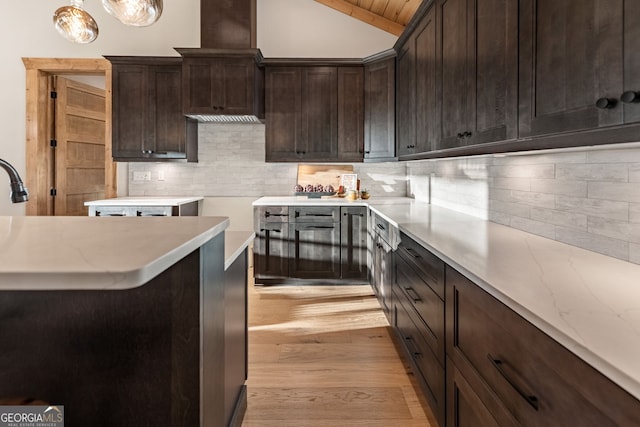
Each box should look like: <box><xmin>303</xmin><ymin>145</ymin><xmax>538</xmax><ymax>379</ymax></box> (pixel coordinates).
<box><xmin>0</xmin><ymin>248</ymin><xmax>205</xmax><ymax>426</ymax></box>
<box><xmin>201</xmin><ymin>233</ymin><xmax>226</xmax><ymax>427</ymax></box>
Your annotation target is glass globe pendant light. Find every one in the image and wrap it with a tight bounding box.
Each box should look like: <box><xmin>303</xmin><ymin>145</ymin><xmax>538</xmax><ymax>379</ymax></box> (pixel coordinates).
<box><xmin>101</xmin><ymin>0</ymin><xmax>163</xmax><ymax>27</ymax></box>
<box><xmin>53</xmin><ymin>0</ymin><xmax>98</xmax><ymax>44</ymax></box>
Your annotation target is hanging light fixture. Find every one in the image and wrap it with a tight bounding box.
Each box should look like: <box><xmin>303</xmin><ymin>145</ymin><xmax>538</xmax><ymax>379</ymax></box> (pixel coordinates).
<box><xmin>53</xmin><ymin>0</ymin><xmax>98</xmax><ymax>44</ymax></box>
<box><xmin>53</xmin><ymin>0</ymin><xmax>162</xmax><ymax>44</ymax></box>
<box><xmin>102</xmin><ymin>0</ymin><xmax>163</xmax><ymax>27</ymax></box>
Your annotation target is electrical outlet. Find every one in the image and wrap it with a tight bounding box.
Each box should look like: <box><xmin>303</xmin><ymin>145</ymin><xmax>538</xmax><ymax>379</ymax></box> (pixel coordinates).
<box><xmin>158</xmin><ymin>170</ymin><xmax>166</xmax><ymax>181</ymax></box>
<box><xmin>133</xmin><ymin>171</ymin><xmax>151</xmax><ymax>182</ymax></box>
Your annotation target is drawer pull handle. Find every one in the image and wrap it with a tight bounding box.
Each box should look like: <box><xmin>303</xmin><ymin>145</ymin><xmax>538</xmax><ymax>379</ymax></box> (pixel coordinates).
<box><xmin>406</xmin><ymin>247</ymin><xmax>421</xmax><ymax>258</ymax></box>
<box><xmin>488</xmin><ymin>354</ymin><xmax>539</xmax><ymax>411</ymax></box>
<box><xmin>376</xmin><ymin>223</ymin><xmax>386</xmax><ymax>231</ymax></box>
<box><xmin>405</xmin><ymin>336</ymin><xmax>421</xmax><ymax>358</ymax></box>
<box><xmin>265</xmin><ymin>212</ymin><xmax>288</xmax><ymax>218</ymax></box>
<box><xmin>405</xmin><ymin>287</ymin><xmax>422</xmax><ymax>303</ymax></box>
<box><xmin>304</xmin><ymin>226</ymin><xmax>335</xmax><ymax>229</ymax></box>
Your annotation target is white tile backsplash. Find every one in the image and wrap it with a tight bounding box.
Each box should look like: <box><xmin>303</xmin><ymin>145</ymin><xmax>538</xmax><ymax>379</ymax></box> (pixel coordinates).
<box><xmin>407</xmin><ymin>143</ymin><xmax>640</xmax><ymax>264</ymax></box>
<box><xmin>128</xmin><ymin>123</ymin><xmax>407</xmax><ymax>199</ymax></box>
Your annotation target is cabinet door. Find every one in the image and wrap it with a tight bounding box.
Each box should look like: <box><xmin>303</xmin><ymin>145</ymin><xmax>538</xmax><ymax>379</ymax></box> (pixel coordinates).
<box><xmin>337</xmin><ymin>67</ymin><xmax>364</xmax><ymax>162</ymax></box>
<box><xmin>340</xmin><ymin>207</ymin><xmax>367</xmax><ymax>280</ymax></box>
<box><xmin>447</xmin><ymin>361</ymin><xmax>502</xmax><ymax>427</ymax></box>
<box><xmin>379</xmin><ymin>237</ymin><xmax>394</xmax><ymax>320</ymax></box>
<box><xmin>364</xmin><ymin>57</ymin><xmax>395</xmax><ymax>160</ymax></box>
<box><xmin>112</xmin><ymin>64</ymin><xmax>147</xmax><ymax>158</ymax></box>
<box><xmin>254</xmin><ymin>222</ymin><xmax>289</xmax><ymax>280</ymax></box>
<box><xmin>623</xmin><ymin>1</ymin><xmax>640</xmax><ymax>124</ymax></box>
<box><xmin>300</xmin><ymin>67</ymin><xmax>338</xmax><ymax>161</ymax></box>
<box><xmin>396</xmin><ymin>38</ymin><xmax>416</xmax><ymax>157</ymax></box>
<box><xmin>265</xmin><ymin>67</ymin><xmax>302</xmax><ymax>162</ymax></box>
<box><xmin>468</xmin><ymin>0</ymin><xmax>517</xmax><ymax>145</ymax></box>
<box><xmin>519</xmin><ymin>0</ymin><xmax>623</xmax><ymax>137</ymax></box>
<box><xmin>438</xmin><ymin>0</ymin><xmax>469</xmax><ymax>149</ymax></box>
<box><xmin>438</xmin><ymin>0</ymin><xmax>517</xmax><ymax>149</ymax></box>
<box><xmin>289</xmin><ymin>222</ymin><xmax>341</xmax><ymax>279</ymax></box>
<box><xmin>414</xmin><ymin>6</ymin><xmax>438</xmax><ymax>153</ymax></box>
<box><xmin>147</xmin><ymin>65</ymin><xmax>187</xmax><ymax>156</ymax></box>
<box><xmin>182</xmin><ymin>57</ymin><xmax>256</xmax><ymax>115</ymax></box>
<box><xmin>110</xmin><ymin>59</ymin><xmax>193</xmax><ymax>161</ymax></box>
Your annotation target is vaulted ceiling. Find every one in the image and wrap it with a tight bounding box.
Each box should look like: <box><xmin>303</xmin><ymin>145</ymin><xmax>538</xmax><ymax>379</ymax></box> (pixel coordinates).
<box><xmin>315</xmin><ymin>0</ymin><xmax>422</xmax><ymax>36</ymax></box>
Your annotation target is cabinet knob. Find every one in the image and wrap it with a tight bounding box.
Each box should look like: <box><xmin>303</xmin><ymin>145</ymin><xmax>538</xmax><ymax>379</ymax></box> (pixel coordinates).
<box><xmin>595</xmin><ymin>97</ymin><xmax>617</xmax><ymax>109</ymax></box>
<box><xmin>621</xmin><ymin>91</ymin><xmax>640</xmax><ymax>103</ymax></box>
<box><xmin>457</xmin><ymin>132</ymin><xmax>464</xmax><ymax>138</ymax></box>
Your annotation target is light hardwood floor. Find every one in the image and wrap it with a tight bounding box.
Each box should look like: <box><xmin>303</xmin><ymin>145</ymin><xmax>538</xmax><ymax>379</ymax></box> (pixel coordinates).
<box><xmin>242</xmin><ymin>274</ymin><xmax>437</xmax><ymax>426</ymax></box>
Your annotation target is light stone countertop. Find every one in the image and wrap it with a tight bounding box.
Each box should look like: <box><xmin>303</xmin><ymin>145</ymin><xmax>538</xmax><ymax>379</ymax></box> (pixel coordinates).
<box><xmin>0</xmin><ymin>216</ymin><xmax>229</xmax><ymax>290</ymax></box>
<box><xmin>368</xmin><ymin>200</ymin><xmax>640</xmax><ymax>402</ymax></box>
<box><xmin>84</xmin><ymin>196</ymin><xmax>204</xmax><ymax>206</ymax></box>
<box><xmin>225</xmin><ymin>230</ymin><xmax>255</xmax><ymax>271</ymax></box>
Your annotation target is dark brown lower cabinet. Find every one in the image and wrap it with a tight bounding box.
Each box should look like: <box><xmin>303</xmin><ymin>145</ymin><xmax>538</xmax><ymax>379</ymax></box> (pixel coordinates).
<box><xmin>392</xmin><ymin>234</ymin><xmax>446</xmax><ymax>427</ymax></box>
<box><xmin>289</xmin><ymin>221</ymin><xmax>341</xmax><ymax>279</ymax></box>
<box><xmin>446</xmin><ymin>265</ymin><xmax>640</xmax><ymax>426</ymax></box>
<box><xmin>447</xmin><ymin>359</ymin><xmax>502</xmax><ymax>427</ymax></box>
<box><xmin>381</xmin><ymin>231</ymin><xmax>640</xmax><ymax>427</ymax></box>
<box><xmin>253</xmin><ymin>206</ymin><xmax>290</xmax><ymax>281</ymax></box>
<box><xmin>254</xmin><ymin>206</ymin><xmax>368</xmax><ymax>283</ymax></box>
<box><xmin>340</xmin><ymin>207</ymin><xmax>368</xmax><ymax>280</ymax></box>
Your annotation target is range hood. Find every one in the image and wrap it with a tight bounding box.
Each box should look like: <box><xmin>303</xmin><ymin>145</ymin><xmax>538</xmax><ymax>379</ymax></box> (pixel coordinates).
<box><xmin>177</xmin><ymin>0</ymin><xmax>264</xmax><ymax>124</ymax></box>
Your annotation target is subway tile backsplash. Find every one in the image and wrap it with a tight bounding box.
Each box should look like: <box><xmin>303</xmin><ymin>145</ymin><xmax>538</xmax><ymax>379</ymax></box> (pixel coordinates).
<box><xmin>128</xmin><ymin>123</ymin><xmax>407</xmax><ymax>198</ymax></box>
<box><xmin>407</xmin><ymin>143</ymin><xmax>640</xmax><ymax>264</ymax></box>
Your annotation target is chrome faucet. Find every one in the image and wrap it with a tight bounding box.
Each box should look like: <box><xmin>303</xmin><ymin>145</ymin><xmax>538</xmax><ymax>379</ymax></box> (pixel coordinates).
<box><xmin>0</xmin><ymin>158</ymin><xmax>29</xmax><ymax>203</ymax></box>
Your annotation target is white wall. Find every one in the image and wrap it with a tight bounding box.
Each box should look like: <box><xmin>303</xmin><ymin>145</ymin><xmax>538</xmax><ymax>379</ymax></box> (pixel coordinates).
<box><xmin>0</xmin><ymin>0</ymin><xmax>397</xmax><ymax>215</ymax></box>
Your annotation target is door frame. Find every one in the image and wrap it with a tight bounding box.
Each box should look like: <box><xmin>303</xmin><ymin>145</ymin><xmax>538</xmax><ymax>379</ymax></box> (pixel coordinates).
<box><xmin>22</xmin><ymin>58</ymin><xmax>116</xmax><ymax>216</ymax></box>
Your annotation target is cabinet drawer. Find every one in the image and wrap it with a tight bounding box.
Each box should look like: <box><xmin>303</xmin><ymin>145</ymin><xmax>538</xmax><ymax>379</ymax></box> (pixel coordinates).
<box><xmin>446</xmin><ymin>266</ymin><xmax>640</xmax><ymax>427</ymax></box>
<box><xmin>372</xmin><ymin>212</ymin><xmax>390</xmax><ymax>243</ymax></box>
<box><xmin>254</xmin><ymin>206</ymin><xmax>289</xmax><ymax>228</ymax></box>
<box><xmin>290</xmin><ymin>206</ymin><xmax>340</xmax><ymax>222</ymax></box>
<box><xmin>91</xmin><ymin>206</ymin><xmax>132</xmax><ymax>216</ymax></box>
<box><xmin>395</xmin><ymin>253</ymin><xmax>445</xmax><ymax>366</ymax></box>
<box><xmin>394</xmin><ymin>289</ymin><xmax>445</xmax><ymax>427</ymax></box>
<box><xmin>397</xmin><ymin>233</ymin><xmax>445</xmax><ymax>299</ymax></box>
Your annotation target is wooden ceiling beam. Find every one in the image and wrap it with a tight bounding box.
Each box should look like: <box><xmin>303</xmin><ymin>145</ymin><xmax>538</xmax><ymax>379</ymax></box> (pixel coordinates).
<box><xmin>315</xmin><ymin>0</ymin><xmax>405</xmax><ymax>36</ymax></box>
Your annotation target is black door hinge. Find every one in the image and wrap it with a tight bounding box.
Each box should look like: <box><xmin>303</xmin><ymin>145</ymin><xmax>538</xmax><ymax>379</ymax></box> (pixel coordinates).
<box><xmin>50</xmin><ymin>139</ymin><xmax>57</xmax><ymax>147</ymax></box>
<box><xmin>50</xmin><ymin>188</ymin><xmax>57</xmax><ymax>197</ymax></box>
<box><xmin>51</xmin><ymin>91</ymin><xmax>57</xmax><ymax>99</ymax></box>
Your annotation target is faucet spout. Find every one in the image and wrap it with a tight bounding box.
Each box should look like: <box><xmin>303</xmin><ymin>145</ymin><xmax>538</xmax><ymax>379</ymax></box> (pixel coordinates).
<box><xmin>0</xmin><ymin>158</ymin><xmax>29</xmax><ymax>203</ymax></box>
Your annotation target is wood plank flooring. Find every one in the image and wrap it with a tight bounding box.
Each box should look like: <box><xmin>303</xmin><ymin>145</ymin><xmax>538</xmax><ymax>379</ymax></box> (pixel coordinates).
<box><xmin>242</xmin><ymin>277</ymin><xmax>437</xmax><ymax>426</ymax></box>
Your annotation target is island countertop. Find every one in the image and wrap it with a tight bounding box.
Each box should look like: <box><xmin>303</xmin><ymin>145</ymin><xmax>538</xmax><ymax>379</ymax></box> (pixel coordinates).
<box><xmin>0</xmin><ymin>216</ymin><xmax>229</xmax><ymax>290</ymax></box>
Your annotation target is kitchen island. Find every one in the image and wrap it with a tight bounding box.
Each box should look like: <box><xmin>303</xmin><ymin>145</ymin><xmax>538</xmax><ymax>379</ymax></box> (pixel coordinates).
<box><xmin>0</xmin><ymin>216</ymin><xmax>251</xmax><ymax>427</ymax></box>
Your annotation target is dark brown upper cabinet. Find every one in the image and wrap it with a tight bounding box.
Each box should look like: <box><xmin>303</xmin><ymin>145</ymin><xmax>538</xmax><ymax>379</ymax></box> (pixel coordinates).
<box><xmin>107</xmin><ymin>56</ymin><xmax>197</xmax><ymax>162</ymax></box>
<box><xmin>519</xmin><ymin>0</ymin><xmax>640</xmax><ymax>142</ymax></box>
<box><xmin>396</xmin><ymin>33</ymin><xmax>417</xmax><ymax>158</ymax></box>
<box><xmin>436</xmin><ymin>0</ymin><xmax>518</xmax><ymax>151</ymax></box>
<box><xmin>264</xmin><ymin>61</ymin><xmax>364</xmax><ymax>163</ymax></box>
<box><xmin>176</xmin><ymin>48</ymin><xmax>264</xmax><ymax>118</ymax></box>
<box><xmin>364</xmin><ymin>51</ymin><xmax>396</xmax><ymax>161</ymax></box>
<box><xmin>338</xmin><ymin>67</ymin><xmax>365</xmax><ymax>162</ymax></box>
<box><xmin>397</xmin><ymin>5</ymin><xmax>438</xmax><ymax>159</ymax></box>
